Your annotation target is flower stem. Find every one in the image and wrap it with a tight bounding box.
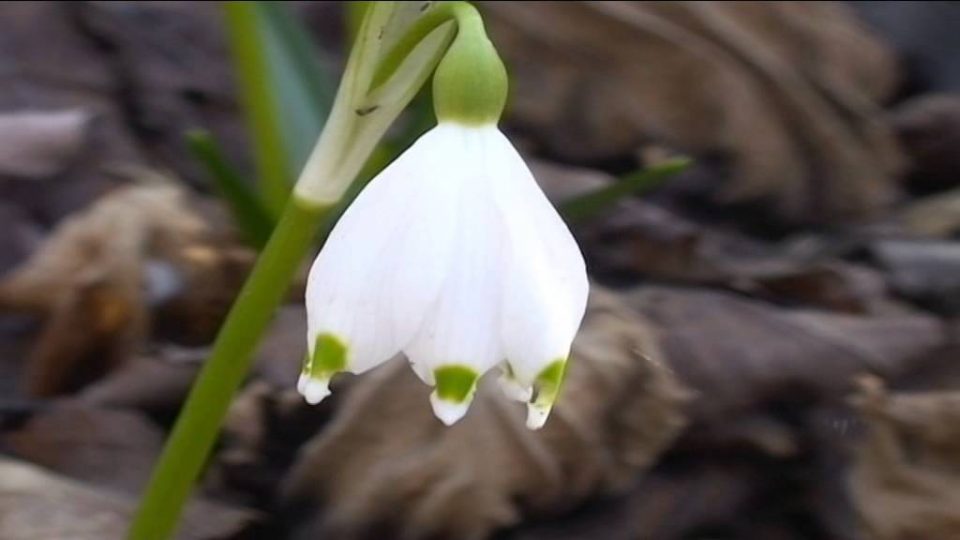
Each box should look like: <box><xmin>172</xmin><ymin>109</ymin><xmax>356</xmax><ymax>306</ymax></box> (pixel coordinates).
<box><xmin>370</xmin><ymin>1</ymin><xmax>484</xmax><ymax>89</ymax></box>
<box><xmin>127</xmin><ymin>197</ymin><xmax>330</xmax><ymax>540</ymax></box>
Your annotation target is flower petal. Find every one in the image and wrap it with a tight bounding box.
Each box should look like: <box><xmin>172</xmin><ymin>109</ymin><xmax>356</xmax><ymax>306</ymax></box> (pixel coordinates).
<box><xmin>497</xmin><ymin>362</ymin><xmax>533</xmax><ymax>402</ymax></box>
<box><xmin>404</xmin><ymin>125</ymin><xmax>506</xmax><ymax>423</ymax></box>
<box><xmin>296</xmin><ymin>373</ymin><xmax>331</xmax><ymax>405</ymax></box>
<box><xmin>430</xmin><ymin>365</ymin><xmax>480</xmax><ymax>425</ymax></box>
<box><xmin>302</xmin><ymin>126</ymin><xmax>461</xmax><ymax>396</ymax></box>
<box><xmin>485</xmin><ymin>128</ymin><xmax>589</xmax><ymax>427</ymax></box>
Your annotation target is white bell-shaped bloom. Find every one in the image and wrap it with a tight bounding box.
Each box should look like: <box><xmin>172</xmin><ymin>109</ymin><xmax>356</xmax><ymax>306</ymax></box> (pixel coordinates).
<box><xmin>300</xmin><ymin>121</ymin><xmax>588</xmax><ymax>429</ymax></box>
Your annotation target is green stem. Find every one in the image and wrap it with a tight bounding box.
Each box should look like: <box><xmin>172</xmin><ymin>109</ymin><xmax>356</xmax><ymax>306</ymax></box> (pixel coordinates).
<box><xmin>224</xmin><ymin>2</ymin><xmax>292</xmax><ymax>216</ymax></box>
<box><xmin>130</xmin><ymin>3</ymin><xmax>485</xmax><ymax>537</ymax></box>
<box><xmin>370</xmin><ymin>1</ymin><xmax>483</xmax><ymax>89</ymax></box>
<box><xmin>127</xmin><ymin>197</ymin><xmax>330</xmax><ymax>540</ymax></box>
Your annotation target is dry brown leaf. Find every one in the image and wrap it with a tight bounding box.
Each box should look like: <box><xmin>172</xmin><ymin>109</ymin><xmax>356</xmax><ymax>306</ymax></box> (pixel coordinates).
<box><xmin>274</xmin><ymin>287</ymin><xmax>690</xmax><ymax>540</ymax></box>
<box><xmin>70</xmin><ymin>2</ymin><xmax>250</xmax><ymax>185</ymax></box>
<box><xmin>0</xmin><ymin>181</ymin><xmax>248</xmax><ymax>397</ymax></box>
<box><xmin>629</xmin><ymin>286</ymin><xmax>946</xmax><ymax>421</ymax></box>
<box><xmin>151</xmin><ymin>239</ymin><xmax>255</xmax><ymax>346</ymax></box>
<box><xmin>0</xmin><ymin>110</ymin><xmax>91</xmax><ymax>179</ymax></box>
<box><xmin>0</xmin><ymin>202</ymin><xmax>42</xmax><ymax>275</ymax></box>
<box><xmin>891</xmin><ymin>93</ymin><xmax>960</xmax><ymax>193</ymax></box>
<box><xmin>212</xmin><ymin>380</ymin><xmax>338</xmax><ymax>508</ymax></box>
<box><xmin>511</xmin><ymin>465</ymin><xmax>758</xmax><ymax>540</ymax></box>
<box><xmin>2</xmin><ymin>404</ymin><xmax>164</xmax><ymax>494</ymax></box>
<box><xmin>870</xmin><ymin>239</ymin><xmax>960</xmax><ymax>315</ymax></box>
<box><xmin>533</xmin><ymin>161</ymin><xmax>735</xmax><ymax>283</ymax></box>
<box><xmin>536</xmin><ymin>161</ymin><xmax>890</xmax><ymax>313</ymax></box>
<box><xmin>896</xmin><ymin>186</ymin><xmax>960</xmax><ymax>237</ymax></box>
<box><xmin>536</xmin><ymin>161</ymin><xmax>771</xmax><ymax>286</ymax></box>
<box><xmin>205</xmin><ymin>306</ymin><xmax>315</xmax><ymax>481</ymax></box>
<box><xmin>848</xmin><ymin>376</ymin><xmax>960</xmax><ymax>540</ymax></box>
<box><xmin>484</xmin><ymin>1</ymin><xmax>904</xmax><ymax>223</ymax></box>
<box><xmin>251</xmin><ymin>306</ymin><xmax>309</xmax><ymax>388</ymax></box>
<box><xmin>0</xmin><ymin>456</ymin><xmax>253</xmax><ymax>540</ymax></box>
<box><xmin>730</xmin><ymin>260</ymin><xmax>890</xmax><ymax>315</ymax></box>
<box><xmin>78</xmin><ymin>348</ymin><xmax>205</xmax><ymax>416</ymax></box>
<box><xmin>0</xmin><ymin>3</ymin><xmax>146</xmax><ymax>222</ymax></box>
<box><xmin>506</xmin><ymin>288</ymin><xmax>948</xmax><ymax>539</ymax></box>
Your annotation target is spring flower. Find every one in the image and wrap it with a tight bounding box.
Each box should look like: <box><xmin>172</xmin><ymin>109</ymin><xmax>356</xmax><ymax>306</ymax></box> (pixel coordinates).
<box><xmin>297</xmin><ymin>2</ymin><xmax>588</xmax><ymax>429</ymax></box>
<box><xmin>130</xmin><ymin>5</ymin><xmax>584</xmax><ymax>538</ymax></box>
<box><xmin>299</xmin><ymin>122</ymin><xmax>588</xmax><ymax>428</ymax></box>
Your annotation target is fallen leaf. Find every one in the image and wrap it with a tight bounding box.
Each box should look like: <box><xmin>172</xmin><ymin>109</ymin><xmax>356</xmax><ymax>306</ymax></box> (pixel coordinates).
<box><xmin>629</xmin><ymin>286</ymin><xmax>946</xmax><ymax>421</ymax></box>
<box><xmin>896</xmin><ymin>186</ymin><xmax>960</xmax><ymax>237</ymax></box>
<box><xmin>0</xmin><ymin>180</ymin><xmax>248</xmax><ymax>397</ymax></box>
<box><xmin>891</xmin><ymin>93</ymin><xmax>960</xmax><ymax>193</ymax></box>
<box><xmin>70</xmin><ymin>2</ymin><xmax>250</xmax><ymax>188</ymax></box>
<box><xmin>852</xmin><ymin>3</ymin><xmax>960</xmax><ymax>93</ymax></box>
<box><xmin>0</xmin><ymin>110</ymin><xmax>91</xmax><ymax>179</ymax></box>
<box><xmin>508</xmin><ymin>465</ymin><xmax>758</xmax><ymax>540</ymax></box>
<box><xmin>848</xmin><ymin>376</ymin><xmax>960</xmax><ymax>540</ymax></box>
<box><xmin>270</xmin><ymin>287</ymin><xmax>690</xmax><ymax>540</ymax></box>
<box><xmin>211</xmin><ymin>381</ymin><xmax>337</xmax><ymax>509</ymax></box>
<box><xmin>78</xmin><ymin>348</ymin><xmax>204</xmax><ymax>419</ymax></box>
<box><xmin>532</xmin><ymin>160</ymin><xmax>759</xmax><ymax>284</ymax></box>
<box><xmin>0</xmin><ymin>202</ymin><xmax>42</xmax><ymax>274</ymax></box>
<box><xmin>0</xmin><ymin>456</ymin><xmax>253</xmax><ymax>540</ymax></box>
<box><xmin>251</xmin><ymin>305</ymin><xmax>309</xmax><ymax>388</ymax></box>
<box><xmin>484</xmin><ymin>1</ymin><xmax>904</xmax><ymax>224</ymax></box>
<box><xmin>512</xmin><ymin>286</ymin><xmax>949</xmax><ymax>539</ymax></box>
<box><xmin>0</xmin><ymin>3</ymin><xmax>144</xmax><ymax>221</ymax></box>
<box><xmin>536</xmin><ymin>161</ymin><xmax>890</xmax><ymax>313</ymax></box>
<box><xmin>2</xmin><ymin>404</ymin><xmax>164</xmax><ymax>494</ymax></box>
<box><xmin>870</xmin><ymin>239</ymin><xmax>960</xmax><ymax>315</ymax></box>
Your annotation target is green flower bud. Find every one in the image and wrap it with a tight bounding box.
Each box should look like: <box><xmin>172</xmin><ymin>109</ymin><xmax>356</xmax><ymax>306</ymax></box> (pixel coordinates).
<box><xmin>431</xmin><ymin>16</ymin><xmax>508</xmax><ymax>125</ymax></box>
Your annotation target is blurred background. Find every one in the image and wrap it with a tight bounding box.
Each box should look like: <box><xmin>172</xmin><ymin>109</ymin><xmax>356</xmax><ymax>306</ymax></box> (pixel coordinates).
<box><xmin>1</xmin><ymin>1</ymin><xmax>960</xmax><ymax>539</ymax></box>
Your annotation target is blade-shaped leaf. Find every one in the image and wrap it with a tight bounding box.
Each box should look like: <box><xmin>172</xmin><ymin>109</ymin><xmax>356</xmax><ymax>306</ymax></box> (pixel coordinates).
<box><xmin>255</xmin><ymin>2</ymin><xmax>335</xmax><ymax>169</ymax></box>
<box><xmin>223</xmin><ymin>2</ymin><xmax>290</xmax><ymax>216</ymax></box>
<box><xmin>223</xmin><ymin>1</ymin><xmax>336</xmax><ymax>215</ymax></box>
<box><xmin>560</xmin><ymin>158</ymin><xmax>692</xmax><ymax>222</ymax></box>
<box><xmin>186</xmin><ymin>130</ymin><xmax>274</xmax><ymax>248</ymax></box>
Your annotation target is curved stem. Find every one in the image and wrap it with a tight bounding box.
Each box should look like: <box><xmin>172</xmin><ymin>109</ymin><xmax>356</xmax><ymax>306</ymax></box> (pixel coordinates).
<box><xmin>127</xmin><ymin>198</ymin><xmax>330</xmax><ymax>540</ymax></box>
<box><xmin>129</xmin><ymin>4</ymin><xmax>490</xmax><ymax>538</ymax></box>
<box><xmin>370</xmin><ymin>1</ymin><xmax>484</xmax><ymax>89</ymax></box>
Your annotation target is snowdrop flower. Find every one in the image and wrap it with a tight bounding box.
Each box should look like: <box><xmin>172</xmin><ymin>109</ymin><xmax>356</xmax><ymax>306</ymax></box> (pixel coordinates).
<box><xmin>298</xmin><ymin>4</ymin><xmax>588</xmax><ymax>429</ymax></box>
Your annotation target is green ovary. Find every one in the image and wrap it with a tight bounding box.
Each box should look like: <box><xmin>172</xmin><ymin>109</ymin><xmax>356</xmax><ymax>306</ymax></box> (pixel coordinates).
<box><xmin>434</xmin><ymin>365</ymin><xmax>480</xmax><ymax>403</ymax></box>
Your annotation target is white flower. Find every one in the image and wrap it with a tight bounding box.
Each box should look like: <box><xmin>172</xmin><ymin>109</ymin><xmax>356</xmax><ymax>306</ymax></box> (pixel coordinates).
<box><xmin>300</xmin><ymin>121</ymin><xmax>588</xmax><ymax>429</ymax></box>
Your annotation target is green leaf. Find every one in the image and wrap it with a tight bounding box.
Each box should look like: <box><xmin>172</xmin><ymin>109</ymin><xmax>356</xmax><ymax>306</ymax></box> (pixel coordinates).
<box><xmin>223</xmin><ymin>1</ymin><xmax>335</xmax><ymax>216</ymax></box>
<box><xmin>186</xmin><ymin>130</ymin><xmax>274</xmax><ymax>249</ymax></box>
<box><xmin>255</xmin><ymin>2</ymin><xmax>335</xmax><ymax>168</ymax></box>
<box><xmin>223</xmin><ymin>2</ymin><xmax>291</xmax><ymax>216</ymax></box>
<box><xmin>559</xmin><ymin>157</ymin><xmax>692</xmax><ymax>222</ymax></box>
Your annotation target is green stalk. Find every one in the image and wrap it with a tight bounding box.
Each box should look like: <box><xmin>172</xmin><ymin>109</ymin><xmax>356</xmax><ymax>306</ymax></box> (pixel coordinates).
<box><xmin>129</xmin><ymin>4</ymin><xmax>489</xmax><ymax>538</ymax></box>
<box><xmin>370</xmin><ymin>1</ymin><xmax>483</xmax><ymax>90</ymax></box>
<box><xmin>224</xmin><ymin>2</ymin><xmax>292</xmax><ymax>216</ymax></box>
<box><xmin>127</xmin><ymin>198</ymin><xmax>330</xmax><ymax>540</ymax></box>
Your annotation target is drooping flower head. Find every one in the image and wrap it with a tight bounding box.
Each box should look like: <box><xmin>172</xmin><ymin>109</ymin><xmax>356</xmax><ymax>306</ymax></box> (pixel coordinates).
<box><xmin>299</xmin><ymin>3</ymin><xmax>588</xmax><ymax>429</ymax></box>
